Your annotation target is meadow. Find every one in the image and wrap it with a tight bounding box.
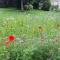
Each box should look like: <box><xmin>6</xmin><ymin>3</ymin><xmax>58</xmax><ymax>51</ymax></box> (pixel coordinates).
<box><xmin>0</xmin><ymin>8</ymin><xmax>60</xmax><ymax>60</ymax></box>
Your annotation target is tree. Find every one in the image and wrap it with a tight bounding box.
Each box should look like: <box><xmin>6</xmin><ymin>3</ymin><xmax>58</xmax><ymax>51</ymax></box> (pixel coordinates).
<box><xmin>16</xmin><ymin>0</ymin><xmax>24</xmax><ymax>10</ymax></box>
<box><xmin>4</xmin><ymin>0</ymin><xmax>16</xmax><ymax>7</ymax></box>
<box><xmin>21</xmin><ymin>0</ymin><xmax>24</xmax><ymax>10</ymax></box>
<box><xmin>41</xmin><ymin>0</ymin><xmax>51</xmax><ymax>11</ymax></box>
<box><xmin>0</xmin><ymin>0</ymin><xmax>51</xmax><ymax>11</ymax></box>
<box><xmin>33</xmin><ymin>0</ymin><xmax>51</xmax><ymax>10</ymax></box>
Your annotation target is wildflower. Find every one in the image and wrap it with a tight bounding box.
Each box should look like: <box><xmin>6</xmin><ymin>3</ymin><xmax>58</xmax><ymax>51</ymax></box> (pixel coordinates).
<box><xmin>15</xmin><ymin>38</ymin><xmax>24</xmax><ymax>44</ymax></box>
<box><xmin>8</xmin><ymin>35</ymin><xmax>15</xmax><ymax>42</ymax></box>
<box><xmin>55</xmin><ymin>24</ymin><xmax>60</xmax><ymax>29</ymax></box>
<box><xmin>39</xmin><ymin>26</ymin><xmax>44</xmax><ymax>32</ymax></box>
<box><xmin>53</xmin><ymin>38</ymin><xmax>58</xmax><ymax>44</ymax></box>
<box><xmin>5</xmin><ymin>41</ymin><xmax>10</xmax><ymax>48</ymax></box>
<box><xmin>57</xmin><ymin>24</ymin><xmax>60</xmax><ymax>28</ymax></box>
<box><xmin>5</xmin><ymin>35</ymin><xmax>15</xmax><ymax>48</ymax></box>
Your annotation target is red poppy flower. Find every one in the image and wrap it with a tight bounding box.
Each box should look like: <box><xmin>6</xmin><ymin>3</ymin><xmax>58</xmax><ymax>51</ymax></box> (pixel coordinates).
<box><xmin>8</xmin><ymin>35</ymin><xmax>15</xmax><ymax>42</ymax></box>
<box><xmin>5</xmin><ymin>41</ymin><xmax>10</xmax><ymax>48</ymax></box>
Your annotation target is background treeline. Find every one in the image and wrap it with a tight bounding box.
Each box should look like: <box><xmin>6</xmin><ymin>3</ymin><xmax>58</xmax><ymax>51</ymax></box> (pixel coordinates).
<box><xmin>0</xmin><ymin>0</ymin><xmax>51</xmax><ymax>11</ymax></box>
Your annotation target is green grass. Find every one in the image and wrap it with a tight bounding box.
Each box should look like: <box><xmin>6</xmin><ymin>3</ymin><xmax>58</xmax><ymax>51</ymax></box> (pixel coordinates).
<box><xmin>0</xmin><ymin>8</ymin><xmax>60</xmax><ymax>60</ymax></box>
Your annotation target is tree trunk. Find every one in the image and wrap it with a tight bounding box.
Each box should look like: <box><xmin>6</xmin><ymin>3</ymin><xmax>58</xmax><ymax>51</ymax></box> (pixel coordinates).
<box><xmin>21</xmin><ymin>0</ymin><xmax>23</xmax><ymax>10</ymax></box>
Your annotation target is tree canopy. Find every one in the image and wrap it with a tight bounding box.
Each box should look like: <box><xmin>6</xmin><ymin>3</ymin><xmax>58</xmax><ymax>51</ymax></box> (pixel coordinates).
<box><xmin>0</xmin><ymin>0</ymin><xmax>51</xmax><ymax>11</ymax></box>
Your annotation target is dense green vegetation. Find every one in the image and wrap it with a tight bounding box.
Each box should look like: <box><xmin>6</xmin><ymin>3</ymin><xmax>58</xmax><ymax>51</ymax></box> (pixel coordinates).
<box><xmin>0</xmin><ymin>0</ymin><xmax>51</xmax><ymax>11</ymax></box>
<box><xmin>0</xmin><ymin>8</ymin><xmax>60</xmax><ymax>60</ymax></box>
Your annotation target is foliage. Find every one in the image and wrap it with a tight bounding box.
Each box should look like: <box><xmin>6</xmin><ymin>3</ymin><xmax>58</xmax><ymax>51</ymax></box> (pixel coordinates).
<box><xmin>24</xmin><ymin>4</ymin><xmax>33</xmax><ymax>10</ymax></box>
<box><xmin>50</xmin><ymin>5</ymin><xmax>59</xmax><ymax>11</ymax></box>
<box><xmin>41</xmin><ymin>0</ymin><xmax>51</xmax><ymax>11</ymax></box>
<box><xmin>0</xmin><ymin>9</ymin><xmax>60</xmax><ymax>60</ymax></box>
<box><xmin>0</xmin><ymin>0</ymin><xmax>51</xmax><ymax>11</ymax></box>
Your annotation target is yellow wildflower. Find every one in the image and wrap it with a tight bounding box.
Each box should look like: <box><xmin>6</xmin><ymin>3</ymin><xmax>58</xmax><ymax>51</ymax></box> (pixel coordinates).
<box><xmin>39</xmin><ymin>26</ymin><xmax>44</xmax><ymax>32</ymax></box>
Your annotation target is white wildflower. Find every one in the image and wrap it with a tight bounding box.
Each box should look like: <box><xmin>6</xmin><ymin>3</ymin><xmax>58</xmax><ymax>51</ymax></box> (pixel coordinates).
<box><xmin>15</xmin><ymin>38</ymin><xmax>24</xmax><ymax>44</ymax></box>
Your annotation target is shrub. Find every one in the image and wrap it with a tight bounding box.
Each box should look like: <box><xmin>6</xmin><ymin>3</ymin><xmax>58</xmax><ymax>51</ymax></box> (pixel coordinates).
<box><xmin>50</xmin><ymin>5</ymin><xmax>59</xmax><ymax>11</ymax></box>
<box><xmin>41</xmin><ymin>0</ymin><xmax>51</xmax><ymax>11</ymax></box>
<box><xmin>24</xmin><ymin>4</ymin><xmax>33</xmax><ymax>10</ymax></box>
<box><xmin>33</xmin><ymin>2</ymin><xmax>39</xmax><ymax>9</ymax></box>
<box><xmin>29</xmin><ymin>4</ymin><xmax>33</xmax><ymax>10</ymax></box>
<box><xmin>24</xmin><ymin>5</ymin><xmax>28</xmax><ymax>10</ymax></box>
<box><xmin>39</xmin><ymin>2</ymin><xmax>43</xmax><ymax>10</ymax></box>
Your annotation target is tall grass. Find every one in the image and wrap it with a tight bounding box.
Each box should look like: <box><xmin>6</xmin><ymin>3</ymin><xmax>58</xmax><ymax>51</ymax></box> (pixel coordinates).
<box><xmin>0</xmin><ymin>8</ymin><xmax>60</xmax><ymax>60</ymax></box>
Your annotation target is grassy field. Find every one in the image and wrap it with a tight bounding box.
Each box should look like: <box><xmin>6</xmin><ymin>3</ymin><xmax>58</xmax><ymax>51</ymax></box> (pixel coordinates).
<box><xmin>0</xmin><ymin>8</ymin><xmax>60</xmax><ymax>60</ymax></box>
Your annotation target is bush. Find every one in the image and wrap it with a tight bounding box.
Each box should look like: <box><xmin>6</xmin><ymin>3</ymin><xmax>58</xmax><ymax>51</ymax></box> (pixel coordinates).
<box><xmin>24</xmin><ymin>4</ymin><xmax>33</xmax><ymax>10</ymax></box>
<box><xmin>57</xmin><ymin>9</ymin><xmax>60</xmax><ymax>12</ymax></box>
<box><xmin>41</xmin><ymin>1</ymin><xmax>51</xmax><ymax>11</ymax></box>
<box><xmin>50</xmin><ymin>5</ymin><xmax>59</xmax><ymax>11</ymax></box>
<box><xmin>39</xmin><ymin>2</ymin><xmax>43</xmax><ymax>10</ymax></box>
<box><xmin>33</xmin><ymin>2</ymin><xmax>39</xmax><ymax>9</ymax></box>
<box><xmin>29</xmin><ymin>4</ymin><xmax>33</xmax><ymax>10</ymax></box>
<box><xmin>32</xmin><ymin>0</ymin><xmax>51</xmax><ymax>10</ymax></box>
